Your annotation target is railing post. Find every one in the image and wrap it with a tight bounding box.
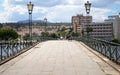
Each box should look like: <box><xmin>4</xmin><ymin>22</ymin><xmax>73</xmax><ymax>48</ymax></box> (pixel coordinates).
<box><xmin>0</xmin><ymin>42</ymin><xmax>3</xmax><ymax>61</ymax></box>
<box><xmin>109</xmin><ymin>45</ymin><xmax>112</xmax><ymax>60</ymax></box>
<box><xmin>115</xmin><ymin>47</ymin><xmax>118</xmax><ymax>63</ymax></box>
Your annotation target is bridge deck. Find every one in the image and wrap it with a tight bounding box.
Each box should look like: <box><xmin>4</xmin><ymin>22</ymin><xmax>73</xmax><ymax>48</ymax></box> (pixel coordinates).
<box><xmin>0</xmin><ymin>40</ymin><xmax>119</xmax><ymax>75</ymax></box>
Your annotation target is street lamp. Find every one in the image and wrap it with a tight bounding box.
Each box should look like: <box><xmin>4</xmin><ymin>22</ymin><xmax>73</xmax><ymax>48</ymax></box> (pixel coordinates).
<box><xmin>85</xmin><ymin>1</ymin><xmax>91</xmax><ymax>36</ymax></box>
<box><xmin>85</xmin><ymin>1</ymin><xmax>91</xmax><ymax>15</ymax></box>
<box><xmin>44</xmin><ymin>17</ymin><xmax>47</xmax><ymax>32</ymax></box>
<box><xmin>27</xmin><ymin>1</ymin><xmax>34</xmax><ymax>43</ymax></box>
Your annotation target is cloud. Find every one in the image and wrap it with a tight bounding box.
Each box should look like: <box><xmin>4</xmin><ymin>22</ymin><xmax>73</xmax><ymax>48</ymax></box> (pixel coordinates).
<box><xmin>10</xmin><ymin>0</ymin><xmax>62</xmax><ymax>7</ymax></box>
<box><xmin>45</xmin><ymin>5</ymin><xmax>82</xmax><ymax>22</ymax></box>
<box><xmin>90</xmin><ymin>0</ymin><xmax>120</xmax><ymax>8</ymax></box>
<box><xmin>0</xmin><ymin>0</ymin><xmax>119</xmax><ymax>23</ymax></box>
<box><xmin>91</xmin><ymin>8</ymin><xmax>112</xmax><ymax>22</ymax></box>
<box><xmin>63</xmin><ymin>0</ymin><xmax>83</xmax><ymax>5</ymax></box>
<box><xmin>115</xmin><ymin>1</ymin><xmax>120</xmax><ymax>4</ymax></box>
<box><xmin>0</xmin><ymin>11</ymin><xmax>11</xmax><ymax>22</ymax></box>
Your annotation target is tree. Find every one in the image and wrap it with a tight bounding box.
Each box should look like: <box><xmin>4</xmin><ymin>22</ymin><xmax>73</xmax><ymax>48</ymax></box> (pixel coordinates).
<box><xmin>86</xmin><ymin>27</ymin><xmax>93</xmax><ymax>36</ymax></box>
<box><xmin>41</xmin><ymin>32</ymin><xmax>50</xmax><ymax>37</ymax></box>
<box><xmin>50</xmin><ymin>33</ymin><xmax>58</xmax><ymax>38</ymax></box>
<box><xmin>0</xmin><ymin>27</ymin><xmax>18</xmax><ymax>40</ymax></box>
<box><xmin>81</xmin><ymin>29</ymin><xmax>84</xmax><ymax>36</ymax></box>
<box><xmin>57</xmin><ymin>30</ymin><xmax>66</xmax><ymax>38</ymax></box>
<box><xmin>22</xmin><ymin>33</ymin><xmax>30</xmax><ymax>40</ymax></box>
<box><xmin>112</xmin><ymin>38</ymin><xmax>119</xmax><ymax>43</ymax></box>
<box><xmin>71</xmin><ymin>32</ymin><xmax>79</xmax><ymax>37</ymax></box>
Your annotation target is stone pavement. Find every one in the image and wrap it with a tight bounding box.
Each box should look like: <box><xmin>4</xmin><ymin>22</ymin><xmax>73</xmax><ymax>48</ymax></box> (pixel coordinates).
<box><xmin>0</xmin><ymin>40</ymin><xmax>119</xmax><ymax>75</ymax></box>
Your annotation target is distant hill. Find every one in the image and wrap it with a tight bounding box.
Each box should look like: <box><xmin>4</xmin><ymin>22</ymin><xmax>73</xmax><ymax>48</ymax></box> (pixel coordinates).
<box><xmin>18</xmin><ymin>20</ymin><xmax>45</xmax><ymax>23</ymax></box>
<box><xmin>17</xmin><ymin>20</ymin><xmax>71</xmax><ymax>26</ymax></box>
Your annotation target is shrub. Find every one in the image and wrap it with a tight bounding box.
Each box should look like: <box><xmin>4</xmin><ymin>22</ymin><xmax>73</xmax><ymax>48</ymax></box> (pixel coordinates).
<box><xmin>0</xmin><ymin>27</ymin><xmax>18</xmax><ymax>40</ymax></box>
<box><xmin>112</xmin><ymin>38</ymin><xmax>119</xmax><ymax>43</ymax></box>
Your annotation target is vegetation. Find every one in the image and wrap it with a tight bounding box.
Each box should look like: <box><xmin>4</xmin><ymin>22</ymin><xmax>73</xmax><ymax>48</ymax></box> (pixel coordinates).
<box><xmin>57</xmin><ymin>30</ymin><xmax>66</xmax><ymax>38</ymax></box>
<box><xmin>112</xmin><ymin>38</ymin><xmax>119</xmax><ymax>43</ymax></box>
<box><xmin>86</xmin><ymin>27</ymin><xmax>93</xmax><ymax>36</ymax></box>
<box><xmin>81</xmin><ymin>29</ymin><xmax>84</xmax><ymax>36</ymax></box>
<box><xmin>71</xmin><ymin>32</ymin><xmax>79</xmax><ymax>37</ymax></box>
<box><xmin>22</xmin><ymin>33</ymin><xmax>30</xmax><ymax>40</ymax></box>
<box><xmin>41</xmin><ymin>32</ymin><xmax>50</xmax><ymax>37</ymax></box>
<box><xmin>0</xmin><ymin>27</ymin><xmax>18</xmax><ymax>40</ymax></box>
<box><xmin>50</xmin><ymin>33</ymin><xmax>58</xmax><ymax>38</ymax></box>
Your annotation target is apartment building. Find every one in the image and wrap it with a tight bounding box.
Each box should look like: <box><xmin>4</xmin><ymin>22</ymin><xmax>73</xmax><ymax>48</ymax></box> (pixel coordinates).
<box><xmin>85</xmin><ymin>23</ymin><xmax>113</xmax><ymax>40</ymax></box>
<box><xmin>72</xmin><ymin>14</ymin><xmax>92</xmax><ymax>34</ymax></box>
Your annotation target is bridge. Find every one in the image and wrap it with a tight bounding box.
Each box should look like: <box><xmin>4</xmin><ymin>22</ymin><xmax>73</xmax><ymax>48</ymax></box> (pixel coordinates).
<box><xmin>0</xmin><ymin>37</ymin><xmax>120</xmax><ymax>75</ymax></box>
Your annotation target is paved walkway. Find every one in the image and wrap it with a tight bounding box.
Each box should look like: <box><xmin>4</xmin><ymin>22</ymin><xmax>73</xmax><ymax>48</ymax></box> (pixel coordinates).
<box><xmin>0</xmin><ymin>40</ymin><xmax>119</xmax><ymax>75</ymax></box>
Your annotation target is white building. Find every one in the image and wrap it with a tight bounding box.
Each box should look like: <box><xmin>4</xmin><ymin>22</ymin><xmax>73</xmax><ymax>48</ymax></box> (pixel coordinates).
<box><xmin>113</xmin><ymin>17</ymin><xmax>120</xmax><ymax>41</ymax></box>
<box><xmin>104</xmin><ymin>15</ymin><xmax>119</xmax><ymax>23</ymax></box>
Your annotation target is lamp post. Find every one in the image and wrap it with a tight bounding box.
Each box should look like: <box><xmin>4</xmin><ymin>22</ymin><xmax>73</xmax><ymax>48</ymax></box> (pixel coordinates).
<box><xmin>44</xmin><ymin>17</ymin><xmax>47</xmax><ymax>32</ymax></box>
<box><xmin>85</xmin><ymin>1</ymin><xmax>91</xmax><ymax>36</ymax></box>
<box><xmin>85</xmin><ymin>1</ymin><xmax>91</xmax><ymax>15</ymax></box>
<box><xmin>27</xmin><ymin>1</ymin><xmax>34</xmax><ymax>43</ymax></box>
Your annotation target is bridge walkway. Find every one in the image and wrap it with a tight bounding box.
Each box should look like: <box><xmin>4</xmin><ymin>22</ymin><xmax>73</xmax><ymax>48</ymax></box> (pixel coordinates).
<box><xmin>0</xmin><ymin>40</ymin><xmax>119</xmax><ymax>75</ymax></box>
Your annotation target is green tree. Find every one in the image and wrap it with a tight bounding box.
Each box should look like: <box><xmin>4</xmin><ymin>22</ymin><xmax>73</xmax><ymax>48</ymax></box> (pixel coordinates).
<box><xmin>0</xmin><ymin>27</ymin><xmax>18</xmax><ymax>40</ymax></box>
<box><xmin>22</xmin><ymin>33</ymin><xmax>30</xmax><ymax>40</ymax></box>
<box><xmin>81</xmin><ymin>29</ymin><xmax>84</xmax><ymax>36</ymax></box>
<box><xmin>86</xmin><ymin>27</ymin><xmax>93</xmax><ymax>33</ymax></box>
<box><xmin>71</xmin><ymin>32</ymin><xmax>79</xmax><ymax>37</ymax></box>
<box><xmin>86</xmin><ymin>27</ymin><xmax>93</xmax><ymax>36</ymax></box>
<box><xmin>112</xmin><ymin>38</ymin><xmax>119</xmax><ymax>43</ymax></box>
<box><xmin>41</xmin><ymin>32</ymin><xmax>50</xmax><ymax>37</ymax></box>
<box><xmin>57</xmin><ymin>30</ymin><xmax>66</xmax><ymax>38</ymax></box>
<box><xmin>50</xmin><ymin>33</ymin><xmax>58</xmax><ymax>38</ymax></box>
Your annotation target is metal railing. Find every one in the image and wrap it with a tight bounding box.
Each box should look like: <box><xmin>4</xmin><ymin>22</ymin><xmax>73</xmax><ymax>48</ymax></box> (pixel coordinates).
<box><xmin>0</xmin><ymin>36</ymin><xmax>57</xmax><ymax>64</ymax></box>
<box><xmin>70</xmin><ymin>36</ymin><xmax>120</xmax><ymax>64</ymax></box>
<box><xmin>0</xmin><ymin>40</ymin><xmax>38</xmax><ymax>63</ymax></box>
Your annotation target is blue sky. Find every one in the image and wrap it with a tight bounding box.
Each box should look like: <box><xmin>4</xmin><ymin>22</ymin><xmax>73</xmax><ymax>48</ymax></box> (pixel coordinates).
<box><xmin>0</xmin><ymin>0</ymin><xmax>120</xmax><ymax>23</ymax></box>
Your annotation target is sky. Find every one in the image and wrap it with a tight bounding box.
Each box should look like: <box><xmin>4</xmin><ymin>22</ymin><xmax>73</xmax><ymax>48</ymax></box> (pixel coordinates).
<box><xmin>0</xmin><ymin>0</ymin><xmax>120</xmax><ymax>23</ymax></box>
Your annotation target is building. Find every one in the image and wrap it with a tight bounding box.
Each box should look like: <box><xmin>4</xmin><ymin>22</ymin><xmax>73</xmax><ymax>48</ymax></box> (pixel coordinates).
<box><xmin>72</xmin><ymin>14</ymin><xmax>92</xmax><ymax>34</ymax></box>
<box><xmin>104</xmin><ymin>15</ymin><xmax>119</xmax><ymax>23</ymax></box>
<box><xmin>113</xmin><ymin>17</ymin><xmax>120</xmax><ymax>41</ymax></box>
<box><xmin>17</xmin><ymin>23</ymin><xmax>72</xmax><ymax>36</ymax></box>
<box><xmin>71</xmin><ymin>14</ymin><xmax>120</xmax><ymax>41</ymax></box>
<box><xmin>85</xmin><ymin>23</ymin><xmax>113</xmax><ymax>40</ymax></box>
<box><xmin>103</xmin><ymin>15</ymin><xmax>120</xmax><ymax>41</ymax></box>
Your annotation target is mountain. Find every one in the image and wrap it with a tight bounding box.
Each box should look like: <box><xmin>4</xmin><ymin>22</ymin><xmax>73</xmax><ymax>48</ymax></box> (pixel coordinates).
<box><xmin>18</xmin><ymin>20</ymin><xmax>44</xmax><ymax>23</ymax></box>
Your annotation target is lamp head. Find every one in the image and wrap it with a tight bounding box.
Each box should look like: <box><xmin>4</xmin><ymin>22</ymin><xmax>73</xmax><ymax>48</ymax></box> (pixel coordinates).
<box><xmin>44</xmin><ymin>17</ymin><xmax>47</xmax><ymax>21</ymax></box>
<box><xmin>27</xmin><ymin>2</ymin><xmax>34</xmax><ymax>12</ymax></box>
<box><xmin>85</xmin><ymin>1</ymin><xmax>91</xmax><ymax>14</ymax></box>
